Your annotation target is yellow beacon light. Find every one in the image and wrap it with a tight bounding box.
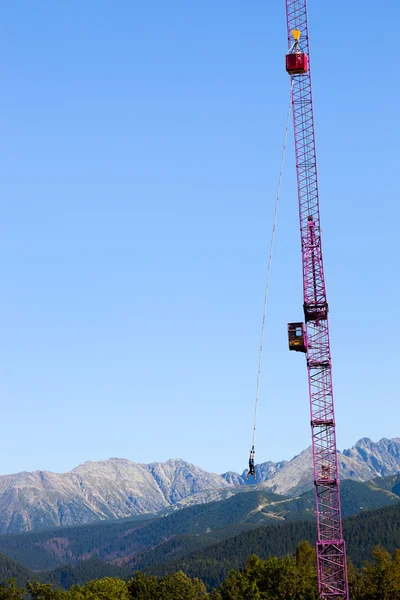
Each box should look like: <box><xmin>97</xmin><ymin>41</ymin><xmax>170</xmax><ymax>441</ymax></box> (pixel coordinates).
<box><xmin>292</xmin><ymin>29</ymin><xmax>301</xmax><ymax>40</ymax></box>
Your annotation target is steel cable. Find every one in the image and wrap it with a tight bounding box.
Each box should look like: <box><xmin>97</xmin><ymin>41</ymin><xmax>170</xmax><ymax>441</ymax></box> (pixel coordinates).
<box><xmin>251</xmin><ymin>82</ymin><xmax>293</xmax><ymax>455</ymax></box>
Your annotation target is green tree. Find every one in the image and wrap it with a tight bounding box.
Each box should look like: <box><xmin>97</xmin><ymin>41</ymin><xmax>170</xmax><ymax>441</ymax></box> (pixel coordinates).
<box><xmin>27</xmin><ymin>582</ymin><xmax>67</xmax><ymax>600</ymax></box>
<box><xmin>359</xmin><ymin>546</ymin><xmax>400</xmax><ymax>600</ymax></box>
<box><xmin>258</xmin><ymin>555</ymin><xmax>299</xmax><ymax>599</ymax></box>
<box><xmin>294</xmin><ymin>541</ymin><xmax>318</xmax><ymax>599</ymax></box>
<box><xmin>219</xmin><ymin>570</ymin><xmax>260</xmax><ymax>600</ymax></box>
<box><xmin>157</xmin><ymin>571</ymin><xmax>208</xmax><ymax>600</ymax></box>
<box><xmin>128</xmin><ymin>571</ymin><xmax>159</xmax><ymax>600</ymax></box>
<box><xmin>70</xmin><ymin>577</ymin><xmax>129</xmax><ymax>600</ymax></box>
<box><xmin>68</xmin><ymin>592</ymin><xmax>96</xmax><ymax>600</ymax></box>
<box><xmin>235</xmin><ymin>543</ymin><xmax>318</xmax><ymax>600</ymax></box>
<box><xmin>0</xmin><ymin>580</ymin><xmax>25</xmax><ymax>600</ymax></box>
<box><xmin>128</xmin><ymin>572</ymin><xmax>159</xmax><ymax>600</ymax></box>
<box><xmin>347</xmin><ymin>556</ymin><xmax>363</xmax><ymax>600</ymax></box>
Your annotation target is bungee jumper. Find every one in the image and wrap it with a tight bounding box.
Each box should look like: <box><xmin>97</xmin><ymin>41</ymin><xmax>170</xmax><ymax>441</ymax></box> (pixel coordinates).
<box><xmin>247</xmin><ymin>446</ymin><xmax>256</xmax><ymax>479</ymax></box>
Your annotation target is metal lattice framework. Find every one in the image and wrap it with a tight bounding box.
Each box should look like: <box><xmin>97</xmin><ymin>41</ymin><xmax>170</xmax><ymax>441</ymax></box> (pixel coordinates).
<box><xmin>285</xmin><ymin>1</ymin><xmax>349</xmax><ymax>598</ymax></box>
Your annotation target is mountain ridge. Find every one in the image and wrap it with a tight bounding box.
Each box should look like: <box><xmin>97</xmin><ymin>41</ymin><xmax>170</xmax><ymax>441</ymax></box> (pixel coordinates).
<box><xmin>0</xmin><ymin>458</ymin><xmax>230</xmax><ymax>534</ymax></box>
<box><xmin>0</xmin><ymin>437</ymin><xmax>399</xmax><ymax>534</ymax></box>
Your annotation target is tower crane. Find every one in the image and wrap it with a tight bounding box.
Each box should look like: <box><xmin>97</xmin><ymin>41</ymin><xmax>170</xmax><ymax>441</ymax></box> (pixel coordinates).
<box><xmin>285</xmin><ymin>1</ymin><xmax>349</xmax><ymax>598</ymax></box>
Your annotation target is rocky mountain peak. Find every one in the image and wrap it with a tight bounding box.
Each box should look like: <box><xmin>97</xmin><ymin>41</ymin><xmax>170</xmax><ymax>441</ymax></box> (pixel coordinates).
<box><xmin>353</xmin><ymin>437</ymin><xmax>374</xmax><ymax>449</ymax></box>
<box><xmin>341</xmin><ymin>437</ymin><xmax>400</xmax><ymax>478</ymax></box>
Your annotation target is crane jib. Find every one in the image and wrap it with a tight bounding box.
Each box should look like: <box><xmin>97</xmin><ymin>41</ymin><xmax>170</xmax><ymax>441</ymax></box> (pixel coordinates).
<box><xmin>285</xmin><ymin>1</ymin><xmax>350</xmax><ymax>598</ymax></box>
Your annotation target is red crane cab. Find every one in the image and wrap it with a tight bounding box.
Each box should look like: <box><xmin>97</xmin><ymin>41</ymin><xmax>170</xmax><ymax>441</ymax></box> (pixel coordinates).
<box><xmin>286</xmin><ymin>52</ymin><xmax>309</xmax><ymax>75</ymax></box>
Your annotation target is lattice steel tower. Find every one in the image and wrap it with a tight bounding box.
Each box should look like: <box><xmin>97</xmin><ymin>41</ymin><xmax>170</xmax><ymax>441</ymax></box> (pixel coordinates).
<box><xmin>285</xmin><ymin>1</ymin><xmax>349</xmax><ymax>598</ymax></box>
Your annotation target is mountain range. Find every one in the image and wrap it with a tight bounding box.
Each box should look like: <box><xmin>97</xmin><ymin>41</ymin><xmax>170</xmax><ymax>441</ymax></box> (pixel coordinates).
<box><xmin>0</xmin><ymin>436</ymin><xmax>399</xmax><ymax>534</ymax></box>
<box><xmin>0</xmin><ymin>474</ymin><xmax>399</xmax><ymax>590</ymax></box>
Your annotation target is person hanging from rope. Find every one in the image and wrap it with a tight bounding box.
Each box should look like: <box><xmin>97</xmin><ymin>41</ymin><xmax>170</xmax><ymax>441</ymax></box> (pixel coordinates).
<box><xmin>247</xmin><ymin>446</ymin><xmax>256</xmax><ymax>479</ymax></box>
<box><xmin>246</xmin><ymin>84</ymin><xmax>292</xmax><ymax>485</ymax></box>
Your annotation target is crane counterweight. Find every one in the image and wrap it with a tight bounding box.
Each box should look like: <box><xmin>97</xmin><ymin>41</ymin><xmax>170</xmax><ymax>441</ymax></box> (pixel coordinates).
<box><xmin>286</xmin><ymin>53</ymin><xmax>309</xmax><ymax>75</ymax></box>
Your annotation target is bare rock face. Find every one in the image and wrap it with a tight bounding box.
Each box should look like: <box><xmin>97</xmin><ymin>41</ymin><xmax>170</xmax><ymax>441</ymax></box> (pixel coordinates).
<box><xmin>342</xmin><ymin>438</ymin><xmax>400</xmax><ymax>476</ymax></box>
<box><xmin>221</xmin><ymin>471</ymin><xmax>246</xmax><ymax>486</ymax></box>
<box><xmin>259</xmin><ymin>447</ymin><xmax>314</xmax><ymax>495</ymax></box>
<box><xmin>0</xmin><ymin>459</ymin><xmax>230</xmax><ymax>534</ymax></box>
<box><xmin>147</xmin><ymin>459</ymin><xmax>226</xmax><ymax>504</ymax></box>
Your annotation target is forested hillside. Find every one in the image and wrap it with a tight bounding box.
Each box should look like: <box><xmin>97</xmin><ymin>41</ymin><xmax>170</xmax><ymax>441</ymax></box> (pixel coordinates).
<box><xmin>0</xmin><ymin>488</ymin><xmax>398</xmax><ymax>591</ymax></box>
<box><xmin>0</xmin><ymin>475</ymin><xmax>397</xmax><ymax>581</ymax></box>
<box><xmin>0</xmin><ymin>542</ymin><xmax>399</xmax><ymax>599</ymax></box>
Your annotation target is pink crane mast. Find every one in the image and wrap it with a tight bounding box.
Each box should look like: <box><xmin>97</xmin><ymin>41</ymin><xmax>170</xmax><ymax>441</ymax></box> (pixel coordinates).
<box><xmin>285</xmin><ymin>1</ymin><xmax>349</xmax><ymax>598</ymax></box>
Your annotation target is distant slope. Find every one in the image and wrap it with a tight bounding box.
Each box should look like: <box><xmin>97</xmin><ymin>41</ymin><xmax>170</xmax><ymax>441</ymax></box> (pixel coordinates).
<box><xmin>368</xmin><ymin>473</ymin><xmax>400</xmax><ymax>495</ymax></box>
<box><xmin>0</xmin><ymin>490</ymin><xmax>297</xmax><ymax>571</ymax></box>
<box><xmin>42</xmin><ymin>558</ymin><xmax>131</xmax><ymax>590</ymax></box>
<box><xmin>339</xmin><ymin>478</ymin><xmax>399</xmax><ymax>516</ymax></box>
<box><xmin>0</xmin><ymin>553</ymin><xmax>133</xmax><ymax>590</ymax></box>
<box><xmin>146</xmin><ymin>502</ymin><xmax>400</xmax><ymax>589</ymax></box>
<box><xmin>0</xmin><ymin>552</ymin><xmax>35</xmax><ymax>587</ymax></box>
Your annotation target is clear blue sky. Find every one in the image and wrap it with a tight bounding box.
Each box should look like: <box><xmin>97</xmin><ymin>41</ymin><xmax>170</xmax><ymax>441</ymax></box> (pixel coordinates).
<box><xmin>0</xmin><ymin>1</ymin><xmax>398</xmax><ymax>476</ymax></box>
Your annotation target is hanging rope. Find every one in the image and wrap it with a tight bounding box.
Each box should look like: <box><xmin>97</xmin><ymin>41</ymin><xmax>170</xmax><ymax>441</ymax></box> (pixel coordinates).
<box><xmin>248</xmin><ymin>82</ymin><xmax>293</xmax><ymax>478</ymax></box>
